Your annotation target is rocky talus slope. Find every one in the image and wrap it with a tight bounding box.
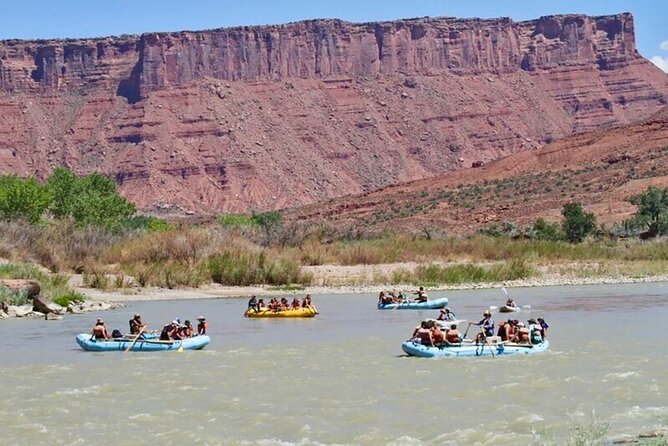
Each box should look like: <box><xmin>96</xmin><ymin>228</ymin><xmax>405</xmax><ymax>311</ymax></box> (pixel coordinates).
<box><xmin>0</xmin><ymin>13</ymin><xmax>666</xmax><ymax>214</ymax></box>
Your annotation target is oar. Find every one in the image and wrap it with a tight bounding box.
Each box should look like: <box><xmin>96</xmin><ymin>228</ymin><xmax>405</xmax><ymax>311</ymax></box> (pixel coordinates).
<box><xmin>489</xmin><ymin>305</ymin><xmax>499</xmax><ymax>311</ymax></box>
<box><xmin>124</xmin><ymin>324</ymin><xmax>147</xmax><ymax>353</ymax></box>
<box><xmin>177</xmin><ymin>339</ymin><xmax>184</xmax><ymax>353</ymax></box>
<box><xmin>462</xmin><ymin>322</ymin><xmax>473</xmax><ymax>341</ymax></box>
<box><xmin>481</xmin><ymin>328</ymin><xmax>496</xmax><ymax>358</ymax></box>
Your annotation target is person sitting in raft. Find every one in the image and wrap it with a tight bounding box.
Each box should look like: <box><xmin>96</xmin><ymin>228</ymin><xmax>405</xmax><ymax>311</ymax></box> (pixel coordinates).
<box><xmin>414</xmin><ymin>286</ymin><xmax>428</xmax><ymax>303</ymax></box>
<box><xmin>197</xmin><ymin>316</ymin><xmax>207</xmax><ymax>335</ymax></box>
<box><xmin>437</xmin><ymin>307</ymin><xmax>456</xmax><ymax>321</ymax></box>
<box><xmin>445</xmin><ymin>324</ymin><xmax>461</xmax><ymax>345</ymax></box>
<box><xmin>248</xmin><ymin>295</ymin><xmax>259</xmax><ymax>312</ymax></box>
<box><xmin>430</xmin><ymin>322</ymin><xmax>446</xmax><ymax>346</ymax></box>
<box><xmin>537</xmin><ymin>317</ymin><xmax>549</xmax><ymax>339</ymax></box>
<box><xmin>291</xmin><ymin>297</ymin><xmax>301</xmax><ymax>309</ymax></box>
<box><xmin>527</xmin><ymin>318</ymin><xmax>543</xmax><ymax>344</ymax></box>
<box><xmin>302</xmin><ymin>294</ymin><xmax>314</xmax><ymax>309</ymax></box>
<box><xmin>497</xmin><ymin>320</ymin><xmax>508</xmax><ymax>341</ymax></box>
<box><xmin>412</xmin><ymin>320</ymin><xmax>434</xmax><ymax>347</ymax></box>
<box><xmin>257</xmin><ymin>298</ymin><xmax>265</xmax><ymax>309</ymax></box>
<box><xmin>378</xmin><ymin>291</ymin><xmax>394</xmax><ymax>305</ymax></box>
<box><xmin>92</xmin><ymin>318</ymin><xmax>110</xmax><ymax>340</ymax></box>
<box><xmin>505</xmin><ymin>298</ymin><xmax>517</xmax><ymax>308</ymax></box>
<box><xmin>471</xmin><ymin>309</ymin><xmax>495</xmax><ymax>344</ymax></box>
<box><xmin>516</xmin><ymin>322</ymin><xmax>530</xmax><ymax>344</ymax></box>
<box><xmin>181</xmin><ymin>320</ymin><xmax>194</xmax><ymax>338</ymax></box>
<box><xmin>160</xmin><ymin>320</ymin><xmax>181</xmax><ymax>340</ymax></box>
<box><xmin>129</xmin><ymin>313</ymin><xmax>148</xmax><ymax>335</ymax></box>
<box><xmin>279</xmin><ymin>297</ymin><xmax>290</xmax><ymax>310</ymax></box>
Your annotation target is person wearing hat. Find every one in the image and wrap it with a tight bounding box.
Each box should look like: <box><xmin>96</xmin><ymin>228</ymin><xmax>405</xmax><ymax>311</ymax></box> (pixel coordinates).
<box><xmin>160</xmin><ymin>320</ymin><xmax>181</xmax><ymax>341</ymax></box>
<box><xmin>197</xmin><ymin>316</ymin><xmax>207</xmax><ymax>335</ymax></box>
<box><xmin>91</xmin><ymin>318</ymin><xmax>110</xmax><ymax>340</ymax></box>
<box><xmin>440</xmin><ymin>307</ymin><xmax>456</xmax><ymax>322</ymax></box>
<box><xmin>129</xmin><ymin>313</ymin><xmax>148</xmax><ymax>335</ymax></box>
<box><xmin>471</xmin><ymin>309</ymin><xmax>494</xmax><ymax>344</ymax></box>
<box><xmin>527</xmin><ymin>318</ymin><xmax>542</xmax><ymax>344</ymax></box>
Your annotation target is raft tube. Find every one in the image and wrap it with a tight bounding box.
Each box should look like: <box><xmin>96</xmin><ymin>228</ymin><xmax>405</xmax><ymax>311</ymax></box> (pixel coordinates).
<box><xmin>76</xmin><ymin>334</ymin><xmax>210</xmax><ymax>352</ymax></box>
<box><xmin>401</xmin><ymin>339</ymin><xmax>550</xmax><ymax>358</ymax></box>
<box><xmin>377</xmin><ymin>297</ymin><xmax>448</xmax><ymax>310</ymax></box>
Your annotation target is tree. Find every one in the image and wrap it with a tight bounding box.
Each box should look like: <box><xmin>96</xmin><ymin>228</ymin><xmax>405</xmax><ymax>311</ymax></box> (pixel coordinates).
<box><xmin>251</xmin><ymin>211</ymin><xmax>283</xmax><ymax>245</ymax></box>
<box><xmin>46</xmin><ymin>168</ymin><xmax>135</xmax><ymax>230</ymax></box>
<box><xmin>624</xmin><ymin>186</ymin><xmax>668</xmax><ymax>238</ymax></box>
<box><xmin>561</xmin><ymin>202</ymin><xmax>596</xmax><ymax>243</ymax></box>
<box><xmin>0</xmin><ymin>175</ymin><xmax>51</xmax><ymax>223</ymax></box>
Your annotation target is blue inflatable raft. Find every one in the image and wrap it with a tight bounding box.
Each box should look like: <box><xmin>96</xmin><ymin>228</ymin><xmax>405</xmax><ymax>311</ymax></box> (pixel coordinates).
<box><xmin>76</xmin><ymin>334</ymin><xmax>210</xmax><ymax>352</ymax></box>
<box><xmin>377</xmin><ymin>297</ymin><xmax>448</xmax><ymax>310</ymax></box>
<box><xmin>401</xmin><ymin>339</ymin><xmax>550</xmax><ymax>358</ymax></box>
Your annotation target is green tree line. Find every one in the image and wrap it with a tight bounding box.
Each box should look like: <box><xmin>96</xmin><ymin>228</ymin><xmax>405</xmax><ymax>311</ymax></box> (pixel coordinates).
<box><xmin>0</xmin><ymin>168</ymin><xmax>136</xmax><ymax>230</ymax></box>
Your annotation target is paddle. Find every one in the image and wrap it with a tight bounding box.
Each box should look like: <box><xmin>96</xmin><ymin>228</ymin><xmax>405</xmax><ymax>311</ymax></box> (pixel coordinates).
<box><xmin>462</xmin><ymin>321</ymin><xmax>473</xmax><ymax>341</ymax></box>
<box><xmin>177</xmin><ymin>339</ymin><xmax>184</xmax><ymax>353</ymax></box>
<box><xmin>489</xmin><ymin>305</ymin><xmax>499</xmax><ymax>311</ymax></box>
<box><xmin>124</xmin><ymin>324</ymin><xmax>147</xmax><ymax>353</ymax></box>
<box><xmin>481</xmin><ymin>328</ymin><xmax>496</xmax><ymax>358</ymax></box>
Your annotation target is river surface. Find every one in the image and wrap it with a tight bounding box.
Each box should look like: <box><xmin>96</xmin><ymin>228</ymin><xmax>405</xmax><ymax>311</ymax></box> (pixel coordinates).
<box><xmin>1</xmin><ymin>282</ymin><xmax>667</xmax><ymax>445</ymax></box>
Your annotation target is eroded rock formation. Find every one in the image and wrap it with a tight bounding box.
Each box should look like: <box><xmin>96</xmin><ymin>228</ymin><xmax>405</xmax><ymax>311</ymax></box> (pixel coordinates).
<box><xmin>0</xmin><ymin>13</ymin><xmax>666</xmax><ymax>215</ymax></box>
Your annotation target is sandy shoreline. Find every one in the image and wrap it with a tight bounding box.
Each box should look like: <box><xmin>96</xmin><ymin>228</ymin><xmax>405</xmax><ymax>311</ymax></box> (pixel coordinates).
<box><xmin>77</xmin><ymin>273</ymin><xmax>668</xmax><ymax>303</ymax></box>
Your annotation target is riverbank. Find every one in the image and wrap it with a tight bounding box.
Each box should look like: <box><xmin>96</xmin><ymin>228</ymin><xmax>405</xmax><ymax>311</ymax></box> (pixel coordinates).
<box><xmin>73</xmin><ymin>265</ymin><xmax>668</xmax><ymax>302</ymax></box>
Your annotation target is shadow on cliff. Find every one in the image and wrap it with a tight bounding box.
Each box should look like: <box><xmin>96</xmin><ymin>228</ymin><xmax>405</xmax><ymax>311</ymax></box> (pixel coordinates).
<box><xmin>117</xmin><ymin>61</ymin><xmax>142</xmax><ymax>104</ymax></box>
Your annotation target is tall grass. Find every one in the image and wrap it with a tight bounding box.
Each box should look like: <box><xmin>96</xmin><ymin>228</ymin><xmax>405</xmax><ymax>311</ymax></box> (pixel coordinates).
<box><xmin>390</xmin><ymin>258</ymin><xmax>536</xmax><ymax>286</ymax></box>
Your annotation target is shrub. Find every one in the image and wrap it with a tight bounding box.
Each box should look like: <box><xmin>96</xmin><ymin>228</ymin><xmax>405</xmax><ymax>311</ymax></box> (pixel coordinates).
<box><xmin>0</xmin><ymin>175</ymin><xmax>51</xmax><ymax>223</ymax></box>
<box><xmin>562</xmin><ymin>202</ymin><xmax>597</xmax><ymax>243</ymax></box>
<box><xmin>528</xmin><ymin>218</ymin><xmax>562</xmax><ymax>241</ymax></box>
<box><xmin>624</xmin><ymin>186</ymin><xmax>668</xmax><ymax>238</ymax></box>
<box><xmin>477</xmin><ymin>221</ymin><xmax>520</xmax><ymax>238</ymax></box>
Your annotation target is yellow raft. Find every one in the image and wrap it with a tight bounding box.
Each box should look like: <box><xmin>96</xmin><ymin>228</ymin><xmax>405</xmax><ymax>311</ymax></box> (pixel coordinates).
<box><xmin>244</xmin><ymin>307</ymin><xmax>318</xmax><ymax>318</ymax></box>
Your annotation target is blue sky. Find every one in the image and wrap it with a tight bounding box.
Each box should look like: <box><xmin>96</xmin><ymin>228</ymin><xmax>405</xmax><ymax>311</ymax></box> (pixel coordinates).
<box><xmin>1</xmin><ymin>0</ymin><xmax>667</xmax><ymax>71</ymax></box>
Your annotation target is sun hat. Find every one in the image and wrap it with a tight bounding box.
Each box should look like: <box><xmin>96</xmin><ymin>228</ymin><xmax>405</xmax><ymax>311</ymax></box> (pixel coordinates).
<box><xmin>172</xmin><ymin>320</ymin><xmax>179</xmax><ymax>325</ymax></box>
<box><xmin>527</xmin><ymin>318</ymin><xmax>537</xmax><ymax>324</ymax></box>
<box><xmin>440</xmin><ymin>309</ymin><xmax>446</xmax><ymax>313</ymax></box>
<box><xmin>197</xmin><ymin>316</ymin><xmax>206</xmax><ymax>320</ymax></box>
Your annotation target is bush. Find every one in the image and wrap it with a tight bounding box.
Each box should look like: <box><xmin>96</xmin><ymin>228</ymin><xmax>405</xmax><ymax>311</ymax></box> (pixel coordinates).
<box><xmin>0</xmin><ymin>175</ymin><xmax>51</xmax><ymax>223</ymax></box>
<box><xmin>562</xmin><ymin>202</ymin><xmax>596</xmax><ymax>243</ymax></box>
<box><xmin>124</xmin><ymin>215</ymin><xmax>170</xmax><ymax>232</ymax></box>
<box><xmin>528</xmin><ymin>218</ymin><xmax>562</xmax><ymax>241</ymax></box>
<box><xmin>624</xmin><ymin>186</ymin><xmax>668</xmax><ymax>238</ymax></box>
<box><xmin>477</xmin><ymin>221</ymin><xmax>520</xmax><ymax>238</ymax></box>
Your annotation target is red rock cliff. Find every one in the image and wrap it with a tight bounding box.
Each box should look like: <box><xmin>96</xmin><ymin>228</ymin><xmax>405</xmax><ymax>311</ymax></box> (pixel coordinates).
<box><xmin>0</xmin><ymin>13</ymin><xmax>666</xmax><ymax>215</ymax></box>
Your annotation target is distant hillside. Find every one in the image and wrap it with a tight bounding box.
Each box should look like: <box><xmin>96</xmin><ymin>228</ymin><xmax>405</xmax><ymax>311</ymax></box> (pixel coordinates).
<box><xmin>289</xmin><ymin>106</ymin><xmax>668</xmax><ymax>234</ymax></box>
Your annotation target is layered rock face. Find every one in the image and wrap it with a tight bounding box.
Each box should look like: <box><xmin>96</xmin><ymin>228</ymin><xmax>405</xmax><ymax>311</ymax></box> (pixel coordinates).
<box><xmin>0</xmin><ymin>13</ymin><xmax>666</xmax><ymax>215</ymax></box>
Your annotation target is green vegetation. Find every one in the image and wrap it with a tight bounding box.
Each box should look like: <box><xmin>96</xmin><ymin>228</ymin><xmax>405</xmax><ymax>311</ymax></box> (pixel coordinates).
<box><xmin>0</xmin><ymin>263</ymin><xmax>85</xmax><ymax>307</ymax></box>
<box><xmin>562</xmin><ymin>202</ymin><xmax>597</xmax><ymax>243</ymax></box>
<box><xmin>1</xmin><ymin>170</ymin><xmax>667</xmax><ymax>289</ymax></box>
<box><xmin>390</xmin><ymin>258</ymin><xmax>535</xmax><ymax>286</ymax></box>
<box><xmin>0</xmin><ymin>175</ymin><xmax>51</xmax><ymax>223</ymax></box>
<box><xmin>0</xmin><ymin>167</ymin><xmax>139</xmax><ymax>230</ymax></box>
<box><xmin>624</xmin><ymin>186</ymin><xmax>668</xmax><ymax>238</ymax></box>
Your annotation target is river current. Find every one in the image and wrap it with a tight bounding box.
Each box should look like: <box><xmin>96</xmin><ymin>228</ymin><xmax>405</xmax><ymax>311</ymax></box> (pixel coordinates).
<box><xmin>1</xmin><ymin>282</ymin><xmax>667</xmax><ymax>445</ymax></box>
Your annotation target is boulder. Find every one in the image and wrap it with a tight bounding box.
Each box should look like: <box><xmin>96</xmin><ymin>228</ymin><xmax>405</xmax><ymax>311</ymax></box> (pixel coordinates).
<box><xmin>0</xmin><ymin>279</ymin><xmax>40</xmax><ymax>298</ymax></box>
<box><xmin>7</xmin><ymin>304</ymin><xmax>33</xmax><ymax>317</ymax></box>
<box><xmin>32</xmin><ymin>295</ymin><xmax>65</xmax><ymax>315</ymax></box>
<box><xmin>45</xmin><ymin>313</ymin><xmax>63</xmax><ymax>321</ymax></box>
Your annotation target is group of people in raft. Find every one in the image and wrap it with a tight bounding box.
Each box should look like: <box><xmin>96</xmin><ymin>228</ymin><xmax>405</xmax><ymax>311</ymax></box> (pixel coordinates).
<box><xmin>90</xmin><ymin>313</ymin><xmax>207</xmax><ymax>341</ymax></box>
<box><xmin>411</xmin><ymin>308</ymin><xmax>549</xmax><ymax>348</ymax></box>
<box><xmin>378</xmin><ymin>287</ymin><xmax>429</xmax><ymax>305</ymax></box>
<box><xmin>247</xmin><ymin>294</ymin><xmax>315</xmax><ymax>312</ymax></box>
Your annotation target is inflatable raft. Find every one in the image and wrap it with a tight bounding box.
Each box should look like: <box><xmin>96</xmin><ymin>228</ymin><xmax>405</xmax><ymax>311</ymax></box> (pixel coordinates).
<box><xmin>377</xmin><ymin>297</ymin><xmax>448</xmax><ymax>310</ymax></box>
<box><xmin>76</xmin><ymin>334</ymin><xmax>210</xmax><ymax>352</ymax></box>
<box><xmin>499</xmin><ymin>305</ymin><xmax>521</xmax><ymax>313</ymax></box>
<box><xmin>244</xmin><ymin>307</ymin><xmax>318</xmax><ymax>318</ymax></box>
<box><xmin>401</xmin><ymin>339</ymin><xmax>550</xmax><ymax>358</ymax></box>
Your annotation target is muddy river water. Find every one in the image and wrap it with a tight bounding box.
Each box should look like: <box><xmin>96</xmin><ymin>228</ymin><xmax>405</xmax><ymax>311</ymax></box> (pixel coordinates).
<box><xmin>1</xmin><ymin>282</ymin><xmax>667</xmax><ymax>445</ymax></box>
